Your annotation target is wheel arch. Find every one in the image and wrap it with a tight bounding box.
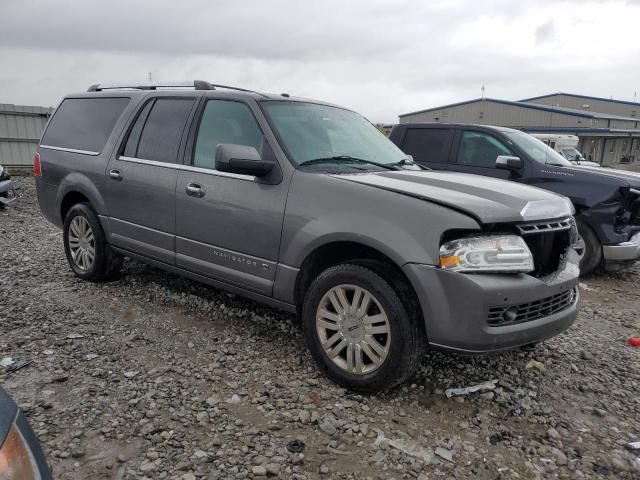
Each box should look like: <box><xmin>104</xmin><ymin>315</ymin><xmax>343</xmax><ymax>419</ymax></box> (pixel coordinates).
<box><xmin>292</xmin><ymin>240</ymin><xmax>426</xmax><ymax>336</ymax></box>
<box><xmin>56</xmin><ymin>173</ymin><xmax>106</xmax><ymax>223</ymax></box>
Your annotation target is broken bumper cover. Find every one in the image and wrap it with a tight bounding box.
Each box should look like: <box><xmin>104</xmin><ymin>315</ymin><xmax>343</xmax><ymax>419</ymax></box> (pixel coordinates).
<box><xmin>602</xmin><ymin>232</ymin><xmax>640</xmax><ymax>263</ymax></box>
<box><xmin>0</xmin><ymin>178</ymin><xmax>16</xmax><ymax>206</ymax></box>
<box><xmin>403</xmin><ymin>260</ymin><xmax>579</xmax><ymax>353</ymax></box>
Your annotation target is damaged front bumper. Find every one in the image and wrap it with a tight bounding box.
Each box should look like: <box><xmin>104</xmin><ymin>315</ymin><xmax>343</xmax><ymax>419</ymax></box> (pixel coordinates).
<box><xmin>0</xmin><ymin>178</ymin><xmax>16</xmax><ymax>206</ymax></box>
<box><xmin>603</xmin><ymin>232</ymin><xmax>640</xmax><ymax>270</ymax></box>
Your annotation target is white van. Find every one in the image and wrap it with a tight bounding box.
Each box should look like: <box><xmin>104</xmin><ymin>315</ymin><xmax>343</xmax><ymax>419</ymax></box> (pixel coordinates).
<box><xmin>530</xmin><ymin>134</ymin><xmax>600</xmax><ymax>167</ymax></box>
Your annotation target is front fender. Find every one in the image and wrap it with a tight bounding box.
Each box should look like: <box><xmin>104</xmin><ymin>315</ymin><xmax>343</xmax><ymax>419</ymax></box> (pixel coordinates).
<box><xmin>280</xmin><ymin>171</ymin><xmax>480</xmax><ymax>268</ymax></box>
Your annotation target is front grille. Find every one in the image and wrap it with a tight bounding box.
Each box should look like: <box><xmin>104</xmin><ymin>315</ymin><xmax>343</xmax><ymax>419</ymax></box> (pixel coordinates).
<box><xmin>517</xmin><ymin>217</ymin><xmax>575</xmax><ymax>277</ymax></box>
<box><xmin>487</xmin><ymin>288</ymin><xmax>577</xmax><ymax>327</ymax></box>
<box><xmin>517</xmin><ymin>217</ymin><xmax>574</xmax><ymax>235</ymax></box>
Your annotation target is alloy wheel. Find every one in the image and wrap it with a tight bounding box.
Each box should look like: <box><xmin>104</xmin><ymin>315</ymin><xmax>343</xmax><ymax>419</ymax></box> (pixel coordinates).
<box><xmin>68</xmin><ymin>215</ymin><xmax>96</xmax><ymax>271</ymax></box>
<box><xmin>316</xmin><ymin>284</ymin><xmax>391</xmax><ymax>375</ymax></box>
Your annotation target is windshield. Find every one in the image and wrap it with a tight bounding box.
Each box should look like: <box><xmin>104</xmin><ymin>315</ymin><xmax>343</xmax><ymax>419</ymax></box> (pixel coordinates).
<box><xmin>261</xmin><ymin>101</ymin><xmax>408</xmax><ymax>167</ymax></box>
<box><xmin>503</xmin><ymin>131</ymin><xmax>572</xmax><ymax>167</ymax></box>
<box><xmin>561</xmin><ymin>148</ymin><xmax>582</xmax><ymax>161</ymax></box>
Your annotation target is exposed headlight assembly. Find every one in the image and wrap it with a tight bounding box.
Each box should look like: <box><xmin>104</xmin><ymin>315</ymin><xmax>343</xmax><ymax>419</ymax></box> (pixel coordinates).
<box><xmin>440</xmin><ymin>235</ymin><xmax>534</xmax><ymax>273</ymax></box>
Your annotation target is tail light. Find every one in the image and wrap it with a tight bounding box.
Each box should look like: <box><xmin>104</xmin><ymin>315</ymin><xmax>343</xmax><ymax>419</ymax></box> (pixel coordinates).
<box><xmin>33</xmin><ymin>152</ymin><xmax>42</xmax><ymax>177</ymax></box>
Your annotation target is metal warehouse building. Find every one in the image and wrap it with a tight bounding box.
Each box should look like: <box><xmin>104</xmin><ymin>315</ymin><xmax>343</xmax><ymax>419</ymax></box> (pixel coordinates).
<box><xmin>0</xmin><ymin>103</ymin><xmax>53</xmax><ymax>168</ymax></box>
<box><xmin>399</xmin><ymin>93</ymin><xmax>640</xmax><ymax>167</ymax></box>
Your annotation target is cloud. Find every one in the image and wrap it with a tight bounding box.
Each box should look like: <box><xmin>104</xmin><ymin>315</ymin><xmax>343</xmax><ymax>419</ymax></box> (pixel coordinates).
<box><xmin>535</xmin><ymin>20</ymin><xmax>556</xmax><ymax>44</ymax></box>
<box><xmin>0</xmin><ymin>0</ymin><xmax>638</xmax><ymax>123</ymax></box>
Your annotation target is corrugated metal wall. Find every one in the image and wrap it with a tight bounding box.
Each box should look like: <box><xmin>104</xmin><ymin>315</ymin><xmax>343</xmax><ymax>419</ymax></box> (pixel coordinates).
<box><xmin>523</xmin><ymin>94</ymin><xmax>640</xmax><ymax>119</ymax></box>
<box><xmin>398</xmin><ymin>99</ymin><xmax>639</xmax><ymax>130</ymax></box>
<box><xmin>0</xmin><ymin>104</ymin><xmax>53</xmax><ymax>167</ymax></box>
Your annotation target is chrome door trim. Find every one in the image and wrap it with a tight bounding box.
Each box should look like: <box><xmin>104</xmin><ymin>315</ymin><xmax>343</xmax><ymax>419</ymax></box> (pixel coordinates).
<box><xmin>117</xmin><ymin>156</ymin><xmax>256</xmax><ymax>181</ymax></box>
<box><xmin>118</xmin><ymin>156</ymin><xmax>175</xmax><ymax>169</ymax></box>
<box><xmin>40</xmin><ymin>145</ymin><xmax>100</xmax><ymax>156</ymax></box>
<box><xmin>177</xmin><ymin>164</ymin><xmax>255</xmax><ymax>181</ymax></box>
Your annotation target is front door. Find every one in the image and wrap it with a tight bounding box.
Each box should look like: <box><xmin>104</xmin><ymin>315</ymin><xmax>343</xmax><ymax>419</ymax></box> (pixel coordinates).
<box><xmin>105</xmin><ymin>96</ymin><xmax>197</xmax><ymax>264</ymax></box>
<box><xmin>175</xmin><ymin>99</ymin><xmax>288</xmax><ymax>295</ymax></box>
<box><xmin>445</xmin><ymin>129</ymin><xmax>515</xmax><ymax>180</ymax></box>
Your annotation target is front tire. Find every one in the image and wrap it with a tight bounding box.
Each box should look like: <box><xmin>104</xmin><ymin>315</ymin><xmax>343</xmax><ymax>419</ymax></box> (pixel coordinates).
<box><xmin>576</xmin><ymin>221</ymin><xmax>602</xmax><ymax>275</ymax></box>
<box><xmin>63</xmin><ymin>203</ymin><xmax>122</xmax><ymax>281</ymax></box>
<box><xmin>301</xmin><ymin>264</ymin><xmax>425</xmax><ymax>393</ymax></box>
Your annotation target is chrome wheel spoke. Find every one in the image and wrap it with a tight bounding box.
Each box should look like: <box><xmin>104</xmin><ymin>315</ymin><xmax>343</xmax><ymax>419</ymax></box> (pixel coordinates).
<box><xmin>328</xmin><ymin>290</ymin><xmax>346</xmax><ymax>315</ymax></box>
<box><xmin>322</xmin><ymin>331</ymin><xmax>343</xmax><ymax>348</ymax></box>
<box><xmin>365</xmin><ymin>324</ymin><xmax>390</xmax><ymax>335</ymax></box>
<box><xmin>328</xmin><ymin>338</ymin><xmax>348</xmax><ymax>359</ymax></box>
<box><xmin>356</xmin><ymin>292</ymin><xmax>372</xmax><ymax>317</ymax></box>
<box><xmin>318</xmin><ymin>308</ymin><xmax>340</xmax><ymax>323</ymax></box>
<box><xmin>354</xmin><ymin>344</ymin><xmax>364</xmax><ymax>374</ymax></box>
<box><xmin>346</xmin><ymin>343</ymin><xmax>355</xmax><ymax>372</ymax></box>
<box><xmin>317</xmin><ymin>318</ymin><xmax>338</xmax><ymax>331</ymax></box>
<box><xmin>364</xmin><ymin>334</ymin><xmax>387</xmax><ymax>357</ymax></box>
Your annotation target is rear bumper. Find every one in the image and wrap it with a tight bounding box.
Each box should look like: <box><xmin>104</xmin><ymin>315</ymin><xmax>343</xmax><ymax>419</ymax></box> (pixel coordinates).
<box><xmin>0</xmin><ymin>178</ymin><xmax>16</xmax><ymax>206</ymax></box>
<box><xmin>603</xmin><ymin>232</ymin><xmax>640</xmax><ymax>264</ymax></box>
<box><xmin>403</xmin><ymin>261</ymin><xmax>579</xmax><ymax>353</ymax></box>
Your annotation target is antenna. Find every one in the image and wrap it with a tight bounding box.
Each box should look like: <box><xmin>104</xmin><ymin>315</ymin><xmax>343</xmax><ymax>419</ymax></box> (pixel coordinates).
<box><xmin>481</xmin><ymin>85</ymin><xmax>485</xmax><ymax>99</ymax></box>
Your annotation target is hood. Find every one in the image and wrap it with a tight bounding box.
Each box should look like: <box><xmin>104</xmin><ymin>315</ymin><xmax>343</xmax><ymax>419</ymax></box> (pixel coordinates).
<box><xmin>332</xmin><ymin>170</ymin><xmax>573</xmax><ymax>224</ymax></box>
<box><xmin>561</xmin><ymin>165</ymin><xmax>640</xmax><ymax>188</ymax></box>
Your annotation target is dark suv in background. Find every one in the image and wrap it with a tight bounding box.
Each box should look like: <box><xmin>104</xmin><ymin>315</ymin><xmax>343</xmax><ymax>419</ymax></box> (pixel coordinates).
<box><xmin>390</xmin><ymin>123</ymin><xmax>640</xmax><ymax>274</ymax></box>
<box><xmin>35</xmin><ymin>82</ymin><xmax>579</xmax><ymax>391</ymax></box>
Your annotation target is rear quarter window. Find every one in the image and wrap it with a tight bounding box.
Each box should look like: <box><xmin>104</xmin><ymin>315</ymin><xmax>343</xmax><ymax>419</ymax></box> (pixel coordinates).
<box><xmin>402</xmin><ymin>128</ymin><xmax>450</xmax><ymax>163</ymax></box>
<box><xmin>41</xmin><ymin>97</ymin><xmax>129</xmax><ymax>153</ymax></box>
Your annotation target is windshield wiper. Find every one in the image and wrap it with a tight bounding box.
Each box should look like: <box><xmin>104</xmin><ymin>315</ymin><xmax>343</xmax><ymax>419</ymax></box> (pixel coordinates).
<box><xmin>393</xmin><ymin>157</ymin><xmax>430</xmax><ymax>170</ymax></box>
<box><xmin>299</xmin><ymin>155</ymin><xmax>400</xmax><ymax>171</ymax></box>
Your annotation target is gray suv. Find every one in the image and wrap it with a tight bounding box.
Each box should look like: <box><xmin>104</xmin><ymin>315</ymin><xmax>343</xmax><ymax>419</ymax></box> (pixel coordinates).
<box><xmin>35</xmin><ymin>81</ymin><xmax>580</xmax><ymax>392</ymax></box>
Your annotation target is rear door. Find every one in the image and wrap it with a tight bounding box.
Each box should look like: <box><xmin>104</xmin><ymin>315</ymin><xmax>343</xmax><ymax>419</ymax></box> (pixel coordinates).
<box><xmin>445</xmin><ymin>128</ymin><xmax>515</xmax><ymax>180</ymax></box>
<box><xmin>174</xmin><ymin>99</ymin><xmax>288</xmax><ymax>295</ymax></box>
<box><xmin>104</xmin><ymin>96</ymin><xmax>197</xmax><ymax>264</ymax></box>
<box><xmin>398</xmin><ymin>126</ymin><xmax>453</xmax><ymax>170</ymax></box>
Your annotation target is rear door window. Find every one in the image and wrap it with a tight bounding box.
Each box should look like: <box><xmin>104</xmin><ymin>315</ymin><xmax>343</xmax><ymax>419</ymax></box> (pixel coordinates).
<box><xmin>402</xmin><ymin>128</ymin><xmax>451</xmax><ymax>163</ymax></box>
<box><xmin>456</xmin><ymin>130</ymin><xmax>513</xmax><ymax>168</ymax></box>
<box><xmin>41</xmin><ymin>97</ymin><xmax>129</xmax><ymax>153</ymax></box>
<box><xmin>127</xmin><ymin>98</ymin><xmax>196</xmax><ymax>163</ymax></box>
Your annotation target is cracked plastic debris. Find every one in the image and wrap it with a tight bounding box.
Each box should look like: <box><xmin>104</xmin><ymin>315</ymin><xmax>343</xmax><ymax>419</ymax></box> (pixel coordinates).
<box><xmin>445</xmin><ymin>379</ymin><xmax>498</xmax><ymax>398</ymax></box>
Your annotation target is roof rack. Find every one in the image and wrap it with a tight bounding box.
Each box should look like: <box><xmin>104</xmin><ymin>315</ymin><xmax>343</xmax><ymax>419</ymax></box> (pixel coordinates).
<box><xmin>87</xmin><ymin>80</ymin><xmax>267</xmax><ymax>97</ymax></box>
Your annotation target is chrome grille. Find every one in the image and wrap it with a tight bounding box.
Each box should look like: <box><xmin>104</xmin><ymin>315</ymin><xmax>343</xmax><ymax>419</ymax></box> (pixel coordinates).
<box><xmin>517</xmin><ymin>217</ymin><xmax>574</xmax><ymax>235</ymax></box>
<box><xmin>487</xmin><ymin>288</ymin><xmax>577</xmax><ymax>327</ymax></box>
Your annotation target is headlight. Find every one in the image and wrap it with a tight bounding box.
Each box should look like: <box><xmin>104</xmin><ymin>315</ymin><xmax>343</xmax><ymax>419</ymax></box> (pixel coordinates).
<box><xmin>0</xmin><ymin>424</ymin><xmax>40</xmax><ymax>480</ymax></box>
<box><xmin>440</xmin><ymin>235</ymin><xmax>534</xmax><ymax>273</ymax></box>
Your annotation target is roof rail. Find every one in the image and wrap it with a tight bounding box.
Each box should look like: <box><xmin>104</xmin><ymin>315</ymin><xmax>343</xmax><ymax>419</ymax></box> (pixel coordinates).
<box><xmin>87</xmin><ymin>80</ymin><xmax>214</xmax><ymax>92</ymax></box>
<box><xmin>87</xmin><ymin>80</ymin><xmax>268</xmax><ymax>97</ymax></box>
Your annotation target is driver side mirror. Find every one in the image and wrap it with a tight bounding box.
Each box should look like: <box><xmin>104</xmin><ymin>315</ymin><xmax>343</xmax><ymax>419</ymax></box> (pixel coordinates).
<box><xmin>496</xmin><ymin>155</ymin><xmax>523</xmax><ymax>170</ymax></box>
<box><xmin>215</xmin><ymin>144</ymin><xmax>274</xmax><ymax>177</ymax></box>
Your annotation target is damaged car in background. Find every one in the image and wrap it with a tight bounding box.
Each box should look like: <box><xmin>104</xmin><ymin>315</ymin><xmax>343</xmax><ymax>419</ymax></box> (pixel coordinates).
<box><xmin>0</xmin><ymin>165</ymin><xmax>16</xmax><ymax>207</ymax></box>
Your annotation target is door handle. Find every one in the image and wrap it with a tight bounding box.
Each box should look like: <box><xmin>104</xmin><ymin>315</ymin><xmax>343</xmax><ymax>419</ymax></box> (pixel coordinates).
<box><xmin>109</xmin><ymin>169</ymin><xmax>122</xmax><ymax>180</ymax></box>
<box><xmin>186</xmin><ymin>183</ymin><xmax>205</xmax><ymax>197</ymax></box>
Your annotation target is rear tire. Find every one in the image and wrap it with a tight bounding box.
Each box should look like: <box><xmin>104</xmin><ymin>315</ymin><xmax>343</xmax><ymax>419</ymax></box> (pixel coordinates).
<box><xmin>63</xmin><ymin>203</ymin><xmax>122</xmax><ymax>281</ymax></box>
<box><xmin>301</xmin><ymin>264</ymin><xmax>425</xmax><ymax>393</ymax></box>
<box><xmin>576</xmin><ymin>221</ymin><xmax>602</xmax><ymax>276</ymax></box>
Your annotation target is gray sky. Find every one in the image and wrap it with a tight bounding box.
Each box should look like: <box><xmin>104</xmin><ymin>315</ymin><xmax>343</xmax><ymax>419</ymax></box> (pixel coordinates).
<box><xmin>1</xmin><ymin>0</ymin><xmax>639</xmax><ymax>123</ymax></box>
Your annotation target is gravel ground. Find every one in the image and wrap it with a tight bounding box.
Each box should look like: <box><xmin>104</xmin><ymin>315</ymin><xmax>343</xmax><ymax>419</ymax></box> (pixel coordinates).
<box><xmin>1</xmin><ymin>177</ymin><xmax>639</xmax><ymax>480</ymax></box>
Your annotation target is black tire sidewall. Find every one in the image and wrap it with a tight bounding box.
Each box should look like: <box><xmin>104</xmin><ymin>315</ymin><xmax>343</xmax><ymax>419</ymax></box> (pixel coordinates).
<box><xmin>301</xmin><ymin>264</ymin><xmax>420</xmax><ymax>392</ymax></box>
<box><xmin>577</xmin><ymin>221</ymin><xmax>602</xmax><ymax>275</ymax></box>
<box><xmin>63</xmin><ymin>203</ymin><xmax>109</xmax><ymax>280</ymax></box>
